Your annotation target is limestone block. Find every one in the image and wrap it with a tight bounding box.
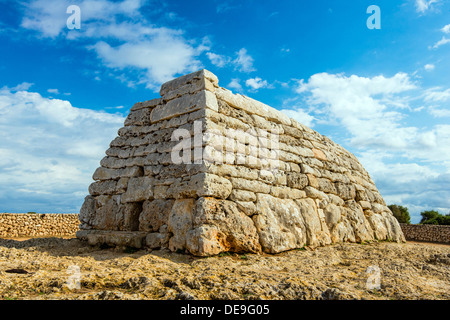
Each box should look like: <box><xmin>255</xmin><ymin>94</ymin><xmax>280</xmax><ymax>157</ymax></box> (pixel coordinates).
<box><xmin>229</xmin><ymin>189</ymin><xmax>257</xmax><ymax>202</ymax></box>
<box><xmin>79</xmin><ymin>195</ymin><xmax>96</xmax><ymax>228</ymax></box>
<box><xmin>317</xmin><ymin>178</ymin><xmax>337</xmax><ymax>194</ymax></box>
<box><xmin>235</xmin><ymin>201</ymin><xmax>257</xmax><ymax>216</ymax></box>
<box><xmin>253</xmin><ymin>194</ymin><xmax>306</xmax><ymax>253</ymax></box>
<box><xmin>187</xmin><ymin>197</ymin><xmax>261</xmax><ymax>256</ymax></box>
<box><xmin>124</xmin><ymin>108</ymin><xmax>152</xmax><ymax>126</ymax></box>
<box><xmin>296</xmin><ymin>198</ymin><xmax>332</xmax><ymax>247</ymax></box>
<box><xmin>92</xmin><ymin>166</ymin><xmax>143</xmax><ymax>181</ymax></box>
<box><xmin>163</xmin><ymin>77</ymin><xmax>216</xmax><ymax>101</ymax></box>
<box><xmin>89</xmin><ymin>180</ymin><xmax>118</xmax><ymax>196</ymax></box>
<box><xmin>130</xmin><ymin>98</ymin><xmax>162</xmax><ymax>111</ymax></box>
<box><xmin>121</xmin><ymin>177</ymin><xmax>153</xmax><ymax>203</ymax></box>
<box><xmin>166</xmin><ymin>173</ymin><xmax>232</xmax><ymax>199</ymax></box>
<box><xmin>145</xmin><ymin>231</ymin><xmax>170</xmax><ymax>249</ymax></box>
<box><xmin>160</xmin><ymin>69</ymin><xmax>219</xmax><ymax>96</ymax></box>
<box><xmin>185</xmin><ymin>225</ymin><xmax>227</xmax><ymax>256</ymax></box>
<box><xmin>286</xmin><ymin>172</ymin><xmax>308</xmax><ymax>189</ymax></box>
<box><xmin>342</xmin><ymin>201</ymin><xmax>374</xmax><ymax>242</ymax></box>
<box><xmin>229</xmin><ymin>177</ymin><xmax>271</xmax><ymax>194</ymax></box>
<box><xmin>168</xmin><ymin>199</ymin><xmax>195</xmax><ymax>251</ymax></box>
<box><xmin>335</xmin><ymin>182</ymin><xmax>356</xmax><ymax>200</ymax></box>
<box><xmin>151</xmin><ymin>90</ymin><xmax>218</xmax><ymax>123</ymax></box>
<box><xmin>323</xmin><ymin>203</ymin><xmax>341</xmax><ymax>230</ymax></box>
<box><xmin>90</xmin><ymin>196</ymin><xmax>142</xmax><ymax>231</ymax></box>
<box><xmin>139</xmin><ymin>199</ymin><xmax>174</xmax><ymax>232</ymax></box>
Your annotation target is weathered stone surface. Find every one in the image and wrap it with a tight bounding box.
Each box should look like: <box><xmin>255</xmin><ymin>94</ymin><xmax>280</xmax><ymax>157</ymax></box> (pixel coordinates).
<box><xmin>160</xmin><ymin>69</ymin><xmax>219</xmax><ymax>96</ymax></box>
<box><xmin>151</xmin><ymin>90</ymin><xmax>218</xmax><ymax>123</ymax></box>
<box><xmin>121</xmin><ymin>177</ymin><xmax>153</xmax><ymax>203</ymax></box>
<box><xmin>78</xmin><ymin>69</ymin><xmax>405</xmax><ymax>255</ymax></box>
<box><xmin>286</xmin><ymin>172</ymin><xmax>308</xmax><ymax>189</ymax></box>
<box><xmin>168</xmin><ymin>199</ymin><xmax>195</xmax><ymax>251</ymax></box>
<box><xmin>186</xmin><ymin>197</ymin><xmax>261</xmax><ymax>256</ymax></box>
<box><xmin>253</xmin><ymin>194</ymin><xmax>307</xmax><ymax>253</ymax></box>
<box><xmin>93</xmin><ymin>166</ymin><xmax>143</xmax><ymax>181</ymax></box>
<box><xmin>139</xmin><ymin>199</ymin><xmax>174</xmax><ymax>232</ymax></box>
<box><xmin>166</xmin><ymin>173</ymin><xmax>232</xmax><ymax>199</ymax></box>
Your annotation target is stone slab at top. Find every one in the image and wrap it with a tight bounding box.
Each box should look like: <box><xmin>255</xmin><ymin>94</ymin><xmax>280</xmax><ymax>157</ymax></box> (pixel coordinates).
<box><xmin>137</xmin><ymin>69</ymin><xmax>311</xmax><ymax>131</ymax></box>
<box><xmin>159</xmin><ymin>69</ymin><xmax>219</xmax><ymax>97</ymax></box>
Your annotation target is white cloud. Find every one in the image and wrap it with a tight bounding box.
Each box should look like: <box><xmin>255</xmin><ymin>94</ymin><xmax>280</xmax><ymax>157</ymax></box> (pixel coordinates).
<box><xmin>21</xmin><ymin>0</ymin><xmax>143</xmax><ymax>38</ymax></box>
<box><xmin>294</xmin><ymin>72</ymin><xmax>417</xmax><ymax>149</ymax></box>
<box><xmin>280</xmin><ymin>107</ymin><xmax>315</xmax><ymax>128</ymax></box>
<box><xmin>424</xmin><ymin>87</ymin><xmax>450</xmax><ymax>102</ymax></box>
<box><xmin>429</xmin><ymin>36</ymin><xmax>450</xmax><ymax>49</ymax></box>
<box><xmin>429</xmin><ymin>106</ymin><xmax>450</xmax><ymax>117</ymax></box>
<box><xmin>424</xmin><ymin>63</ymin><xmax>435</xmax><ymax>71</ymax></box>
<box><xmin>358</xmin><ymin>150</ymin><xmax>450</xmax><ymax>222</ymax></box>
<box><xmin>233</xmin><ymin>48</ymin><xmax>256</xmax><ymax>73</ymax></box>
<box><xmin>91</xmin><ymin>29</ymin><xmax>203</xmax><ymax>87</ymax></box>
<box><xmin>206</xmin><ymin>52</ymin><xmax>230</xmax><ymax>68</ymax></box>
<box><xmin>287</xmin><ymin>71</ymin><xmax>450</xmax><ymax>222</ymax></box>
<box><xmin>47</xmin><ymin>88</ymin><xmax>60</xmax><ymax>94</ymax></box>
<box><xmin>415</xmin><ymin>0</ymin><xmax>440</xmax><ymax>13</ymax></box>
<box><xmin>245</xmin><ymin>77</ymin><xmax>269</xmax><ymax>90</ymax></box>
<box><xmin>291</xmin><ymin>72</ymin><xmax>450</xmax><ymax>161</ymax></box>
<box><xmin>0</xmin><ymin>85</ymin><xmax>124</xmax><ymax>212</ymax></box>
<box><xmin>227</xmin><ymin>78</ymin><xmax>243</xmax><ymax>92</ymax></box>
<box><xmin>442</xmin><ymin>24</ymin><xmax>450</xmax><ymax>34</ymax></box>
<box><xmin>20</xmin><ymin>0</ymin><xmax>206</xmax><ymax>90</ymax></box>
<box><xmin>12</xmin><ymin>82</ymin><xmax>34</xmax><ymax>91</ymax></box>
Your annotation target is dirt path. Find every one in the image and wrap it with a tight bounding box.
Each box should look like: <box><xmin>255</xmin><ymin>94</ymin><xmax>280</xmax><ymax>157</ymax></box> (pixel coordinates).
<box><xmin>0</xmin><ymin>237</ymin><xmax>449</xmax><ymax>300</ymax></box>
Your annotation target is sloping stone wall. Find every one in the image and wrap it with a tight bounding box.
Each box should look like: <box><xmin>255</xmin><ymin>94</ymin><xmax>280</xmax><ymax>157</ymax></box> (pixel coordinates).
<box><xmin>0</xmin><ymin>213</ymin><xmax>79</xmax><ymax>238</ymax></box>
<box><xmin>77</xmin><ymin>69</ymin><xmax>405</xmax><ymax>256</ymax></box>
<box><xmin>400</xmin><ymin>224</ymin><xmax>450</xmax><ymax>243</ymax></box>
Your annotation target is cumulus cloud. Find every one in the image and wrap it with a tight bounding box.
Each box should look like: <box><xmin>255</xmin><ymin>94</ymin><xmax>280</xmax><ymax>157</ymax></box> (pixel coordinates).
<box><xmin>294</xmin><ymin>72</ymin><xmax>419</xmax><ymax>149</ymax></box>
<box><xmin>424</xmin><ymin>87</ymin><xmax>450</xmax><ymax>102</ymax></box>
<box><xmin>442</xmin><ymin>24</ymin><xmax>450</xmax><ymax>34</ymax></box>
<box><xmin>424</xmin><ymin>63</ymin><xmax>435</xmax><ymax>71</ymax></box>
<box><xmin>0</xmin><ymin>84</ymin><xmax>124</xmax><ymax>212</ymax></box>
<box><xmin>21</xmin><ymin>0</ymin><xmax>143</xmax><ymax>38</ymax></box>
<box><xmin>415</xmin><ymin>0</ymin><xmax>440</xmax><ymax>13</ymax></box>
<box><xmin>287</xmin><ymin>71</ymin><xmax>450</xmax><ymax>222</ymax></box>
<box><xmin>233</xmin><ymin>48</ymin><xmax>256</xmax><ymax>73</ymax></box>
<box><xmin>245</xmin><ymin>77</ymin><xmax>269</xmax><ymax>90</ymax></box>
<box><xmin>227</xmin><ymin>78</ymin><xmax>243</xmax><ymax>92</ymax></box>
<box><xmin>20</xmin><ymin>0</ymin><xmax>205</xmax><ymax>89</ymax></box>
<box><xmin>206</xmin><ymin>52</ymin><xmax>230</xmax><ymax>68</ymax></box>
<box><xmin>429</xmin><ymin>36</ymin><xmax>450</xmax><ymax>49</ymax></box>
<box><xmin>91</xmin><ymin>29</ymin><xmax>203</xmax><ymax>87</ymax></box>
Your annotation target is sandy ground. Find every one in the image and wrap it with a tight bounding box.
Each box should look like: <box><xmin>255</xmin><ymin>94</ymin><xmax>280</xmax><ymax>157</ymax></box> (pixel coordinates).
<box><xmin>0</xmin><ymin>236</ymin><xmax>449</xmax><ymax>300</ymax></box>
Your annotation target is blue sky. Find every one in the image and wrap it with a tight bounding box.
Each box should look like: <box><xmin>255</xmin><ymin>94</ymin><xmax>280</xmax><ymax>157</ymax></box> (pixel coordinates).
<box><xmin>0</xmin><ymin>0</ymin><xmax>449</xmax><ymax>223</ymax></box>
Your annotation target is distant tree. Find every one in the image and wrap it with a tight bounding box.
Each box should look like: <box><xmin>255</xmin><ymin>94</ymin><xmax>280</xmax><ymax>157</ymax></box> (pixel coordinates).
<box><xmin>420</xmin><ymin>210</ymin><xmax>450</xmax><ymax>225</ymax></box>
<box><xmin>420</xmin><ymin>210</ymin><xmax>440</xmax><ymax>224</ymax></box>
<box><xmin>436</xmin><ymin>213</ymin><xmax>450</xmax><ymax>225</ymax></box>
<box><xmin>388</xmin><ymin>205</ymin><xmax>411</xmax><ymax>224</ymax></box>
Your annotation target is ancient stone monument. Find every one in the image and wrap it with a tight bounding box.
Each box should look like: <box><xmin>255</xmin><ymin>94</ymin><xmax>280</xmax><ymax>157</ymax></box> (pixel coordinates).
<box><xmin>77</xmin><ymin>69</ymin><xmax>405</xmax><ymax>256</ymax></box>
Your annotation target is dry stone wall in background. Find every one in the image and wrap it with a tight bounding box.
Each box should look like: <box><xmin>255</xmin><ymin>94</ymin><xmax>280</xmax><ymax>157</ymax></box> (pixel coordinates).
<box><xmin>400</xmin><ymin>224</ymin><xmax>450</xmax><ymax>243</ymax></box>
<box><xmin>0</xmin><ymin>213</ymin><xmax>79</xmax><ymax>238</ymax></box>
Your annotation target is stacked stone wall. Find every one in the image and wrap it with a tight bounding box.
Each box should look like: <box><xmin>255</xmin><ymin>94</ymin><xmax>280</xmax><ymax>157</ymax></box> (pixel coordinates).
<box><xmin>77</xmin><ymin>69</ymin><xmax>405</xmax><ymax>256</ymax></box>
<box><xmin>400</xmin><ymin>224</ymin><xmax>450</xmax><ymax>244</ymax></box>
<box><xmin>0</xmin><ymin>213</ymin><xmax>79</xmax><ymax>238</ymax></box>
